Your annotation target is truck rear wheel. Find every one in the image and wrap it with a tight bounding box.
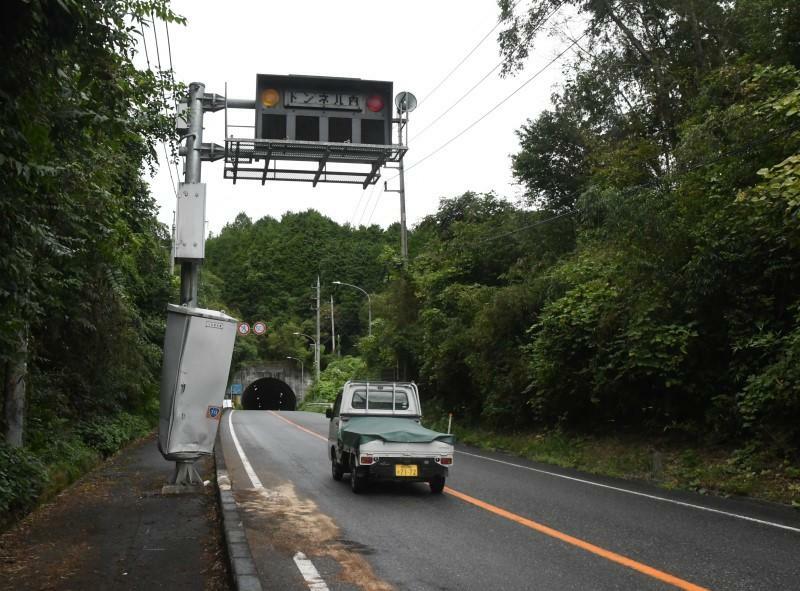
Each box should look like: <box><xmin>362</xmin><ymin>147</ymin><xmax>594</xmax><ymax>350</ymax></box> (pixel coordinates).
<box><xmin>350</xmin><ymin>455</ymin><xmax>367</xmax><ymax>493</ymax></box>
<box><xmin>331</xmin><ymin>457</ymin><xmax>344</xmax><ymax>481</ymax></box>
<box><xmin>429</xmin><ymin>475</ymin><xmax>445</xmax><ymax>494</ymax></box>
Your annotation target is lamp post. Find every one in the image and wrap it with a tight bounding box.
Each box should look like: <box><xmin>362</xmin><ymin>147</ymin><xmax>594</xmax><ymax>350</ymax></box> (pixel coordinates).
<box><xmin>286</xmin><ymin>356</ymin><xmax>304</xmax><ymax>400</ymax></box>
<box><xmin>293</xmin><ymin>332</ymin><xmax>319</xmax><ymax>382</ymax></box>
<box><xmin>332</xmin><ymin>281</ymin><xmax>372</xmax><ymax>336</ymax></box>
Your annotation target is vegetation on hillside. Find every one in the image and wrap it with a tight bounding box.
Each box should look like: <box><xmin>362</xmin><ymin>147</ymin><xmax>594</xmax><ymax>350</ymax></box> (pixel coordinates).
<box><xmin>0</xmin><ymin>0</ymin><xmax>180</xmax><ymax>522</ymax></box>
<box><xmin>207</xmin><ymin>0</ymin><xmax>800</xmax><ymax>502</ymax></box>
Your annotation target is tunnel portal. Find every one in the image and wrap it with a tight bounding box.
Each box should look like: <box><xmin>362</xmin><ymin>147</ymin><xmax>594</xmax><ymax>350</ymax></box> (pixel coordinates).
<box><xmin>242</xmin><ymin>377</ymin><xmax>297</xmax><ymax>410</ymax></box>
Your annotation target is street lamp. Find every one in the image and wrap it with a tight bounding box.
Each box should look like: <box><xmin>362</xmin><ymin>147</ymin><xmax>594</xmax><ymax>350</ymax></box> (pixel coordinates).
<box><xmin>293</xmin><ymin>331</ymin><xmax>319</xmax><ymax>382</ymax></box>
<box><xmin>332</xmin><ymin>280</ymin><xmax>372</xmax><ymax>336</ymax></box>
<box><xmin>286</xmin><ymin>356</ymin><xmax>304</xmax><ymax>400</ymax></box>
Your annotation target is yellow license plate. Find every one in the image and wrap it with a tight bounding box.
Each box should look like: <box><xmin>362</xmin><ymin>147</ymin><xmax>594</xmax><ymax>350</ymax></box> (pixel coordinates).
<box><xmin>395</xmin><ymin>464</ymin><xmax>418</xmax><ymax>477</ymax></box>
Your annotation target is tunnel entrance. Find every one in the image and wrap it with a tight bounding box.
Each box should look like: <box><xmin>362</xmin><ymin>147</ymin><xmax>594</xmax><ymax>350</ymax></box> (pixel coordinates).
<box><xmin>242</xmin><ymin>377</ymin><xmax>297</xmax><ymax>410</ymax></box>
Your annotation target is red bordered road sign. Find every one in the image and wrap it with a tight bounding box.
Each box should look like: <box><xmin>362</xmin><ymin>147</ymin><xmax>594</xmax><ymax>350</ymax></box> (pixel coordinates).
<box><xmin>237</xmin><ymin>322</ymin><xmax>251</xmax><ymax>336</ymax></box>
<box><xmin>253</xmin><ymin>321</ymin><xmax>267</xmax><ymax>335</ymax></box>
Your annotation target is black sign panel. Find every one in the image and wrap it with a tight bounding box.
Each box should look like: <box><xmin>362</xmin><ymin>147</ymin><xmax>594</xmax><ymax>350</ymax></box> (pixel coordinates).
<box><xmin>255</xmin><ymin>74</ymin><xmax>393</xmax><ymax>146</ymax></box>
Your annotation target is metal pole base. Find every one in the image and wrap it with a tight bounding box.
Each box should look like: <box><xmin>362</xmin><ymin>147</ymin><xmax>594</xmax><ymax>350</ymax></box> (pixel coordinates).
<box><xmin>162</xmin><ymin>459</ymin><xmax>206</xmax><ymax>495</ymax></box>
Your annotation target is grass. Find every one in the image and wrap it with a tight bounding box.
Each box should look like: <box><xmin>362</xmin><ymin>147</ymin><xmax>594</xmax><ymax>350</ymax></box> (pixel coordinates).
<box><xmin>423</xmin><ymin>417</ymin><xmax>800</xmax><ymax>507</ymax></box>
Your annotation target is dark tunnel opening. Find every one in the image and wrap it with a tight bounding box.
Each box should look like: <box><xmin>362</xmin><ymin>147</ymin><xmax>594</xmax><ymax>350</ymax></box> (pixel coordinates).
<box><xmin>242</xmin><ymin>377</ymin><xmax>297</xmax><ymax>411</ymax></box>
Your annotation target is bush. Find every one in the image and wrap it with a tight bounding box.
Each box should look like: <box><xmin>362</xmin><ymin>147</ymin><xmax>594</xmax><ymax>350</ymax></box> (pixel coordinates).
<box><xmin>0</xmin><ymin>444</ymin><xmax>49</xmax><ymax>518</ymax></box>
<box><xmin>78</xmin><ymin>412</ymin><xmax>151</xmax><ymax>457</ymax></box>
<box><xmin>307</xmin><ymin>356</ymin><xmax>368</xmax><ymax>403</ymax></box>
<box><xmin>737</xmin><ymin>318</ymin><xmax>800</xmax><ymax>447</ymax></box>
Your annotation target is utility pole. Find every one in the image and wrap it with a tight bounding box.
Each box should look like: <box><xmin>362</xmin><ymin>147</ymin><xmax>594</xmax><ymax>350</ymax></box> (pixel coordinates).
<box><xmin>330</xmin><ymin>294</ymin><xmax>335</xmax><ymax>355</ymax></box>
<box><xmin>397</xmin><ymin>110</ymin><xmax>409</xmax><ymax>262</ymax></box>
<box><xmin>385</xmin><ymin>97</ymin><xmax>414</xmax><ymax>264</ymax></box>
<box><xmin>315</xmin><ymin>275</ymin><xmax>321</xmax><ymax>382</ymax></box>
<box><xmin>170</xmin><ymin>210</ymin><xmax>176</xmax><ymax>276</ymax></box>
<box><xmin>163</xmin><ymin>81</ymin><xmax>206</xmax><ymax>489</ymax></box>
<box><xmin>180</xmin><ymin>81</ymin><xmax>204</xmax><ymax>307</ymax></box>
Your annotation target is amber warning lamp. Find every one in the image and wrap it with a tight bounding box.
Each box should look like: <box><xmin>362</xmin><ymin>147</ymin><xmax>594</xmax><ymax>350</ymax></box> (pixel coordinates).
<box><xmin>261</xmin><ymin>88</ymin><xmax>280</xmax><ymax>108</ymax></box>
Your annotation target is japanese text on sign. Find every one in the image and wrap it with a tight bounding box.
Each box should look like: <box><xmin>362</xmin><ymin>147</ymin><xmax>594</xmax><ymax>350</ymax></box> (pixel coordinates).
<box><xmin>285</xmin><ymin>90</ymin><xmax>363</xmax><ymax>111</ymax></box>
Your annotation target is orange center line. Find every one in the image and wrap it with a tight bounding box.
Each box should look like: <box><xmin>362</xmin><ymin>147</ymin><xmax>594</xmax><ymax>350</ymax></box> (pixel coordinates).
<box><xmin>268</xmin><ymin>411</ymin><xmax>711</xmax><ymax>591</ymax></box>
<box><xmin>269</xmin><ymin>410</ymin><xmax>327</xmax><ymax>441</ymax></box>
<box><xmin>444</xmin><ymin>486</ymin><xmax>710</xmax><ymax>591</ymax></box>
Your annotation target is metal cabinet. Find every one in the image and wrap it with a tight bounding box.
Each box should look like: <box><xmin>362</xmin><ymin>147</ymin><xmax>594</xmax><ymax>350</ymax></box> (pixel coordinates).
<box><xmin>158</xmin><ymin>304</ymin><xmax>237</xmax><ymax>460</ymax></box>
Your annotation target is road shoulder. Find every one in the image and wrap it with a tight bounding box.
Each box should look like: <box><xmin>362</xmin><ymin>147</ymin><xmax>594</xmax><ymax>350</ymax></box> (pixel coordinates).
<box><xmin>0</xmin><ymin>433</ymin><xmax>229</xmax><ymax>591</ymax></box>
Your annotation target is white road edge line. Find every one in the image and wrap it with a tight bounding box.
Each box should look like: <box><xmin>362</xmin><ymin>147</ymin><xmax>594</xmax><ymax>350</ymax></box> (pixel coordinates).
<box><xmin>227</xmin><ymin>411</ymin><xmax>332</xmax><ymax>590</ymax></box>
<box><xmin>293</xmin><ymin>552</ymin><xmax>330</xmax><ymax>591</ymax></box>
<box><xmin>227</xmin><ymin>410</ymin><xmax>263</xmax><ymax>489</ymax></box>
<box><xmin>456</xmin><ymin>449</ymin><xmax>800</xmax><ymax>534</ymax></box>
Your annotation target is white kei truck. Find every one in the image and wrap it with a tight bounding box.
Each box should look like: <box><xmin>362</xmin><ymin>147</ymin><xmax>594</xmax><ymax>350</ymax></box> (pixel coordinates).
<box><xmin>326</xmin><ymin>381</ymin><xmax>455</xmax><ymax>494</ymax></box>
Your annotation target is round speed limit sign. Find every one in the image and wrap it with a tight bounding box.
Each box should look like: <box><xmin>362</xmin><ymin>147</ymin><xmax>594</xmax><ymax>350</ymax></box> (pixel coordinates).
<box><xmin>253</xmin><ymin>321</ymin><xmax>267</xmax><ymax>336</ymax></box>
<box><xmin>237</xmin><ymin>322</ymin><xmax>250</xmax><ymax>336</ymax></box>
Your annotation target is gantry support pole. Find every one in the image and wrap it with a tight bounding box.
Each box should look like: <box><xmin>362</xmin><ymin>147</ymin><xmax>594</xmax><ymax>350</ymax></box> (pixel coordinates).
<box><xmin>397</xmin><ymin>112</ymin><xmax>409</xmax><ymax>262</ymax></box>
<box><xmin>179</xmin><ymin>81</ymin><xmax>205</xmax><ymax>308</ymax></box>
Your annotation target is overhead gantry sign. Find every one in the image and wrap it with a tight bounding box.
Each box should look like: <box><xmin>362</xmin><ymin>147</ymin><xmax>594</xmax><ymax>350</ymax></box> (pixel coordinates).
<box><xmin>224</xmin><ymin>74</ymin><xmax>407</xmax><ymax>188</ymax></box>
<box><xmin>161</xmin><ymin>75</ymin><xmax>413</xmax><ymax>486</ymax></box>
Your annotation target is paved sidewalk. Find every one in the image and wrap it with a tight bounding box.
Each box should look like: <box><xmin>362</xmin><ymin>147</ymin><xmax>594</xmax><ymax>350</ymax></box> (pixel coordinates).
<box><xmin>0</xmin><ymin>434</ymin><xmax>230</xmax><ymax>591</ymax></box>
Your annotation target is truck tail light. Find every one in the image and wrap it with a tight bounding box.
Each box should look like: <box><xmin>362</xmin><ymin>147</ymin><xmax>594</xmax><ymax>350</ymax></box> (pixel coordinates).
<box><xmin>359</xmin><ymin>455</ymin><xmax>374</xmax><ymax>465</ymax></box>
<box><xmin>439</xmin><ymin>457</ymin><xmax>453</xmax><ymax>465</ymax></box>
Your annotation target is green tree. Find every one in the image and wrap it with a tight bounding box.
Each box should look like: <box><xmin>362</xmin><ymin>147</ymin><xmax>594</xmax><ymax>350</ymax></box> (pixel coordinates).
<box><xmin>1</xmin><ymin>0</ymin><xmax>181</xmax><ymax>445</ymax></box>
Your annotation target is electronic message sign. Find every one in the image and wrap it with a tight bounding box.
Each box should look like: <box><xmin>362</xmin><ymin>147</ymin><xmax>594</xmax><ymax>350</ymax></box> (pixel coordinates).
<box><xmin>224</xmin><ymin>74</ymin><xmax>405</xmax><ymax>186</ymax></box>
<box><xmin>255</xmin><ymin>74</ymin><xmax>393</xmax><ymax>146</ymax></box>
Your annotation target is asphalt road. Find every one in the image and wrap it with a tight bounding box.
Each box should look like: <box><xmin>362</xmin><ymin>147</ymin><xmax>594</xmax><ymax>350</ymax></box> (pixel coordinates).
<box><xmin>218</xmin><ymin>410</ymin><xmax>800</xmax><ymax>591</ymax></box>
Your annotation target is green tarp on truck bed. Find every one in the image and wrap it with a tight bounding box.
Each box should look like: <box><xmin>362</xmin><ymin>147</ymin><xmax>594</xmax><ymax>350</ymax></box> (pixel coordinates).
<box><xmin>340</xmin><ymin>416</ymin><xmax>455</xmax><ymax>448</ymax></box>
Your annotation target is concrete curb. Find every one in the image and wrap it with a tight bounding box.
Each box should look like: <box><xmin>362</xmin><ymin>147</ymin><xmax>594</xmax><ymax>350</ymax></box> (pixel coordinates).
<box><xmin>215</xmin><ymin>416</ymin><xmax>264</xmax><ymax>591</ymax></box>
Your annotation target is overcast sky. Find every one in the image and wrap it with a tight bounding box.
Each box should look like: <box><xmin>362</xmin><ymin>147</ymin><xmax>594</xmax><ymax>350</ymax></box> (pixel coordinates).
<box><xmin>144</xmin><ymin>0</ymin><xmax>574</xmax><ymax>236</ymax></box>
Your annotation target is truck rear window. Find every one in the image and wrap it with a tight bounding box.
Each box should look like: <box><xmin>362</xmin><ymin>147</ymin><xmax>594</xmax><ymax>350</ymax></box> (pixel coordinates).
<box><xmin>350</xmin><ymin>388</ymin><xmax>410</xmax><ymax>411</ymax></box>
<box><xmin>352</xmin><ymin>390</ymin><xmax>367</xmax><ymax>408</ymax></box>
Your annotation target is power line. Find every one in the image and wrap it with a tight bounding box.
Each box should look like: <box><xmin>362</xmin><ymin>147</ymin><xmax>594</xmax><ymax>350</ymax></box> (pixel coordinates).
<box><xmin>164</xmin><ymin>19</ymin><xmax>177</xmax><ymax>109</ymax></box>
<box><xmin>163</xmin><ymin>18</ymin><xmax>183</xmax><ymax>184</ymax></box>
<box><xmin>413</xmin><ymin>2</ymin><xmax>564</xmax><ymax>143</ymax></box>
<box><xmin>161</xmin><ymin>144</ymin><xmax>178</xmax><ymax>197</ymax></box>
<box><xmin>365</xmin><ymin>185</ymin><xmax>384</xmax><ymax>226</ymax></box>
<box><xmin>388</xmin><ymin>31</ymin><xmax>587</xmax><ymax>186</ymax></box>
<box><xmin>350</xmin><ymin>185</ymin><xmax>371</xmax><ymax>226</ymax></box>
<box><xmin>420</xmin><ymin>27</ymin><xmax>498</xmax><ymax>107</ymax></box>
<box><xmin>139</xmin><ymin>20</ymin><xmax>151</xmax><ymax>69</ymax></box>
<box><xmin>367</xmin><ymin>22</ymin><xmax>579</xmax><ymax>231</ymax></box>
<box><xmin>358</xmin><ymin>183</ymin><xmax>380</xmax><ymax>226</ymax></box>
<box><xmin>418</xmin><ymin>5</ymin><xmax>512</xmax><ymax>109</ymax></box>
<box><xmin>414</xmin><ymin>62</ymin><xmax>503</xmax><ymax>141</ymax></box>
<box><xmin>149</xmin><ymin>16</ymin><xmax>179</xmax><ymax>197</ymax></box>
<box><xmin>140</xmin><ymin>18</ymin><xmax>177</xmax><ymax>198</ymax></box>
<box><xmin>470</xmin><ymin>209</ymin><xmax>579</xmax><ymax>246</ymax></box>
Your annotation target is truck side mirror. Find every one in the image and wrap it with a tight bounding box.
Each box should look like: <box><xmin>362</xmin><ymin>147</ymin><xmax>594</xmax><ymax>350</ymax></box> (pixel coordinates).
<box><xmin>325</xmin><ymin>408</ymin><xmax>333</xmax><ymax>419</ymax></box>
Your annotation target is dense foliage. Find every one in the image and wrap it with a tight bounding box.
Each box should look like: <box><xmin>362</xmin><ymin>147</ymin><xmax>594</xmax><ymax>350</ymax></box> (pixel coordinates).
<box><xmin>384</xmin><ymin>0</ymin><xmax>800</xmax><ymax>449</ymax></box>
<box><xmin>204</xmin><ymin>211</ymin><xmax>398</xmax><ymax>370</ymax></box>
<box><xmin>0</xmin><ymin>0</ymin><xmax>179</xmax><ymax>520</ymax></box>
<box><xmin>209</xmin><ymin>1</ymin><xmax>800</xmax><ymax>463</ymax></box>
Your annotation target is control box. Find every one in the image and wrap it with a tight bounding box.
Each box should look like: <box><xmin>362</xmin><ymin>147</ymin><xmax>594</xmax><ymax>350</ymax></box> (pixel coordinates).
<box><xmin>175</xmin><ymin>182</ymin><xmax>206</xmax><ymax>261</ymax></box>
<box><xmin>158</xmin><ymin>304</ymin><xmax>237</xmax><ymax>460</ymax></box>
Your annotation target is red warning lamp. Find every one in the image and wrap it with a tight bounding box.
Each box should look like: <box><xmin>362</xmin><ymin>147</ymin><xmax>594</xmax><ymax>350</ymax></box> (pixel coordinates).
<box><xmin>366</xmin><ymin>94</ymin><xmax>384</xmax><ymax>112</ymax></box>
